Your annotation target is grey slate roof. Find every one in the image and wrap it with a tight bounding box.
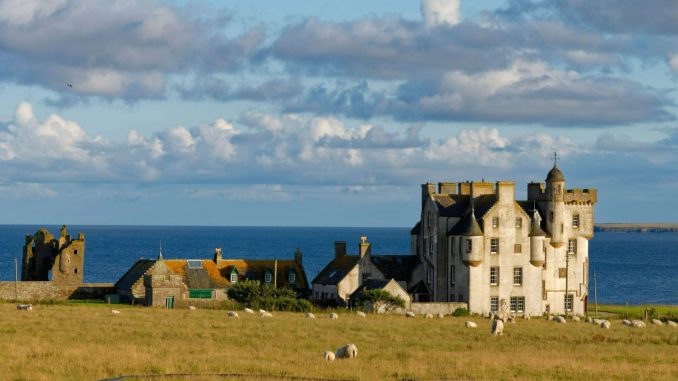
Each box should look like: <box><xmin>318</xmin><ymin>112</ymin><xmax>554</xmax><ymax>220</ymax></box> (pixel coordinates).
<box><xmin>546</xmin><ymin>166</ymin><xmax>565</xmax><ymax>182</ymax></box>
<box><xmin>450</xmin><ymin>210</ymin><xmax>483</xmax><ymax>236</ymax></box>
<box><xmin>433</xmin><ymin>194</ymin><xmax>497</xmax><ymax>219</ymax></box>
<box><xmin>114</xmin><ymin>259</ymin><xmax>156</xmax><ymax>290</ymax></box>
<box><xmin>370</xmin><ymin>255</ymin><xmax>419</xmax><ymax>282</ymax></box>
<box><xmin>311</xmin><ymin>255</ymin><xmax>359</xmax><ymax>285</ymax></box>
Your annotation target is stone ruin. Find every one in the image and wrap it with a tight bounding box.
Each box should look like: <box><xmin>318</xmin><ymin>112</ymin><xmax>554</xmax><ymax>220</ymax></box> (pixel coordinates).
<box><xmin>21</xmin><ymin>225</ymin><xmax>85</xmax><ymax>285</ymax></box>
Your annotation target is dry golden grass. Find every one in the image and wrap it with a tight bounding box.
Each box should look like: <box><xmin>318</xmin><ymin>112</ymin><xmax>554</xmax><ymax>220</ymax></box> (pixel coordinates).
<box><xmin>1</xmin><ymin>303</ymin><xmax>677</xmax><ymax>381</ymax></box>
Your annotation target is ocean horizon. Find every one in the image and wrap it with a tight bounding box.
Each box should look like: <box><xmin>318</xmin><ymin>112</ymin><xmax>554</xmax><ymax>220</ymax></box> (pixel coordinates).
<box><xmin>1</xmin><ymin>224</ymin><xmax>676</xmax><ymax>305</ymax></box>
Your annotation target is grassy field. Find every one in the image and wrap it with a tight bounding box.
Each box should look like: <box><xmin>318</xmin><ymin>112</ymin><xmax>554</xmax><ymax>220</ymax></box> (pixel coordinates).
<box><xmin>589</xmin><ymin>304</ymin><xmax>678</xmax><ymax>320</ymax></box>
<box><xmin>1</xmin><ymin>303</ymin><xmax>677</xmax><ymax>381</ymax></box>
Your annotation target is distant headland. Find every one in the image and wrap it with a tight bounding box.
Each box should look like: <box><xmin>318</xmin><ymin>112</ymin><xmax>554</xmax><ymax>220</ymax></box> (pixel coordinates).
<box><xmin>595</xmin><ymin>223</ymin><xmax>678</xmax><ymax>233</ymax></box>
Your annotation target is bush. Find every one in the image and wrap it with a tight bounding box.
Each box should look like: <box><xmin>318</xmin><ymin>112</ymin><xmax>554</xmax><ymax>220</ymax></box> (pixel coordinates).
<box><xmin>452</xmin><ymin>308</ymin><xmax>470</xmax><ymax>317</ymax></box>
<box><xmin>351</xmin><ymin>289</ymin><xmax>405</xmax><ymax>312</ymax></box>
<box><xmin>227</xmin><ymin>281</ymin><xmax>309</xmax><ymax>312</ymax></box>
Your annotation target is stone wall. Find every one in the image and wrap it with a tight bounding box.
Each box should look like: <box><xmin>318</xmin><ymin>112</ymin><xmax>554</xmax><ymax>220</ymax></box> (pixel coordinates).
<box><xmin>0</xmin><ymin>281</ymin><xmax>114</xmax><ymax>301</ymax></box>
<box><xmin>408</xmin><ymin>302</ymin><xmax>467</xmax><ymax>315</ymax></box>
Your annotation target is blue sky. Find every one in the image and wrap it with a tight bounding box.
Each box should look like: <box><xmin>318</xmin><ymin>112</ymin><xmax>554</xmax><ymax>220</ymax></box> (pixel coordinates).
<box><xmin>0</xmin><ymin>0</ymin><xmax>677</xmax><ymax>226</ymax></box>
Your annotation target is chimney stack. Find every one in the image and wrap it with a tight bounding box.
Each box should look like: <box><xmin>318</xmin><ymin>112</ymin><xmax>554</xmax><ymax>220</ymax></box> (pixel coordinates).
<box><xmin>213</xmin><ymin>248</ymin><xmax>222</xmax><ymax>263</ymax></box>
<box><xmin>359</xmin><ymin>236</ymin><xmax>371</xmax><ymax>258</ymax></box>
<box><xmin>334</xmin><ymin>241</ymin><xmax>346</xmax><ymax>259</ymax></box>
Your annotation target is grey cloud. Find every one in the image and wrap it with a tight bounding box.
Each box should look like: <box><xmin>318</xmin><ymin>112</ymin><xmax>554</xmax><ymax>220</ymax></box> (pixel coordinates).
<box><xmin>177</xmin><ymin>77</ymin><xmax>304</xmax><ymax>102</ymax></box>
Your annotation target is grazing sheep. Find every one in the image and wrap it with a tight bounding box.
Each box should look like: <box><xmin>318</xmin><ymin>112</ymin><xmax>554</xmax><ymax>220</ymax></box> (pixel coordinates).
<box><xmin>259</xmin><ymin>309</ymin><xmax>267</xmax><ymax>314</ymax></box>
<box><xmin>335</xmin><ymin>344</ymin><xmax>358</xmax><ymax>359</ymax></box>
<box><xmin>244</xmin><ymin>308</ymin><xmax>254</xmax><ymax>314</ymax></box>
<box><xmin>652</xmin><ymin>319</ymin><xmax>663</xmax><ymax>326</ymax></box>
<box><xmin>356</xmin><ymin>311</ymin><xmax>366</xmax><ymax>317</ymax></box>
<box><xmin>631</xmin><ymin>320</ymin><xmax>646</xmax><ymax>328</ymax></box>
<box><xmin>465</xmin><ymin>321</ymin><xmax>478</xmax><ymax>328</ymax></box>
<box><xmin>16</xmin><ymin>304</ymin><xmax>32</xmax><ymax>311</ymax></box>
<box><xmin>592</xmin><ymin>318</ymin><xmax>604</xmax><ymax>325</ymax></box>
<box><xmin>491</xmin><ymin>319</ymin><xmax>504</xmax><ymax>336</ymax></box>
<box><xmin>329</xmin><ymin>312</ymin><xmax>339</xmax><ymax>319</ymax></box>
<box><xmin>306</xmin><ymin>312</ymin><xmax>316</xmax><ymax>319</ymax></box>
<box><xmin>586</xmin><ymin>317</ymin><xmax>592</xmax><ymax>323</ymax></box>
<box><xmin>227</xmin><ymin>311</ymin><xmax>239</xmax><ymax>318</ymax></box>
<box><xmin>547</xmin><ymin>315</ymin><xmax>554</xmax><ymax>321</ymax></box>
<box><xmin>260</xmin><ymin>311</ymin><xmax>273</xmax><ymax>318</ymax></box>
<box><xmin>188</xmin><ymin>306</ymin><xmax>196</xmax><ymax>311</ymax></box>
<box><xmin>572</xmin><ymin>316</ymin><xmax>581</xmax><ymax>322</ymax></box>
<box><xmin>622</xmin><ymin>319</ymin><xmax>632</xmax><ymax>326</ymax></box>
<box><xmin>437</xmin><ymin>313</ymin><xmax>445</xmax><ymax>319</ymax></box>
<box><xmin>600</xmin><ymin>320</ymin><xmax>611</xmax><ymax>329</ymax></box>
<box><xmin>323</xmin><ymin>351</ymin><xmax>335</xmax><ymax>362</ymax></box>
<box><xmin>425</xmin><ymin>313</ymin><xmax>433</xmax><ymax>319</ymax></box>
<box><xmin>405</xmin><ymin>311</ymin><xmax>415</xmax><ymax>318</ymax></box>
<box><xmin>667</xmin><ymin>320</ymin><xmax>677</xmax><ymax>327</ymax></box>
<box><xmin>554</xmin><ymin>316</ymin><xmax>566</xmax><ymax>324</ymax></box>
<box><xmin>111</xmin><ymin>310</ymin><xmax>121</xmax><ymax>315</ymax></box>
<box><xmin>523</xmin><ymin>313</ymin><xmax>530</xmax><ymax>321</ymax></box>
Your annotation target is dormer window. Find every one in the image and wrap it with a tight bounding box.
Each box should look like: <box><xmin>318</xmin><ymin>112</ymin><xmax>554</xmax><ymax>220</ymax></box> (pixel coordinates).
<box><xmin>264</xmin><ymin>271</ymin><xmax>272</xmax><ymax>284</ymax></box>
<box><xmin>288</xmin><ymin>271</ymin><xmax>296</xmax><ymax>285</ymax></box>
<box><xmin>230</xmin><ymin>268</ymin><xmax>238</xmax><ymax>283</ymax></box>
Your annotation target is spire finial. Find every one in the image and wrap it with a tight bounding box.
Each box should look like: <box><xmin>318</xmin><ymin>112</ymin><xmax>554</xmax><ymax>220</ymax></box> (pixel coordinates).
<box><xmin>158</xmin><ymin>241</ymin><xmax>164</xmax><ymax>260</ymax></box>
<box><xmin>552</xmin><ymin>151</ymin><xmax>560</xmax><ymax>167</ymax></box>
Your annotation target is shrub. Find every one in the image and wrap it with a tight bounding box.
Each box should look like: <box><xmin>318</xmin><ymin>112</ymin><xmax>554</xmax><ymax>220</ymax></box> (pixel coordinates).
<box><xmin>452</xmin><ymin>308</ymin><xmax>470</xmax><ymax>317</ymax></box>
<box><xmin>227</xmin><ymin>281</ymin><xmax>309</xmax><ymax>312</ymax></box>
<box><xmin>351</xmin><ymin>289</ymin><xmax>405</xmax><ymax>312</ymax></box>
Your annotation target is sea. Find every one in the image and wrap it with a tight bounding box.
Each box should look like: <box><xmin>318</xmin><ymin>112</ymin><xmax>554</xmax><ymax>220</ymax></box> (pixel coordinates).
<box><xmin>0</xmin><ymin>225</ymin><xmax>676</xmax><ymax>305</ymax></box>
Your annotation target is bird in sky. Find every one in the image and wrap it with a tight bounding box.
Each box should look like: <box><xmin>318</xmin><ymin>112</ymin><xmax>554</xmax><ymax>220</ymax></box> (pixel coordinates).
<box><xmin>66</xmin><ymin>82</ymin><xmax>73</xmax><ymax>88</ymax></box>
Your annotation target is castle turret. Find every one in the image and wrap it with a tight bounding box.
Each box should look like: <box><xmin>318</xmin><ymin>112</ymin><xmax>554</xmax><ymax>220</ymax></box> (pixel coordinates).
<box><xmin>460</xmin><ymin>210</ymin><xmax>484</xmax><ymax>267</ymax></box>
<box><xmin>529</xmin><ymin>209</ymin><xmax>546</xmax><ymax>267</ymax></box>
<box><xmin>544</xmin><ymin>164</ymin><xmax>566</xmax><ymax>248</ymax></box>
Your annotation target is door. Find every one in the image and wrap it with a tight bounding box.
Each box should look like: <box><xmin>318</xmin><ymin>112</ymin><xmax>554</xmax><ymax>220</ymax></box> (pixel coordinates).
<box><xmin>165</xmin><ymin>296</ymin><xmax>174</xmax><ymax>309</ymax></box>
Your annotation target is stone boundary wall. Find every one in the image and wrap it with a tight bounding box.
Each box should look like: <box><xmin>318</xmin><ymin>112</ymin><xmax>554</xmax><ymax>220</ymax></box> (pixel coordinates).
<box><xmin>409</xmin><ymin>302</ymin><xmax>468</xmax><ymax>315</ymax></box>
<box><xmin>0</xmin><ymin>281</ymin><xmax>115</xmax><ymax>301</ymax></box>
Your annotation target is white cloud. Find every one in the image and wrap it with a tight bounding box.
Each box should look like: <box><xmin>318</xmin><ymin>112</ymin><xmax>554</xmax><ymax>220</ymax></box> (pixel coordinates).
<box><xmin>421</xmin><ymin>0</ymin><xmax>461</xmax><ymax>27</ymax></box>
<box><xmin>670</xmin><ymin>54</ymin><xmax>678</xmax><ymax>74</ymax></box>
<box><xmin>0</xmin><ymin>182</ymin><xmax>57</xmax><ymax>199</ymax></box>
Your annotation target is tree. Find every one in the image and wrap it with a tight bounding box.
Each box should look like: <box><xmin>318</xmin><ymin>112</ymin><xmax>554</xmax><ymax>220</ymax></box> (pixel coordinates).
<box><xmin>352</xmin><ymin>289</ymin><xmax>405</xmax><ymax>312</ymax></box>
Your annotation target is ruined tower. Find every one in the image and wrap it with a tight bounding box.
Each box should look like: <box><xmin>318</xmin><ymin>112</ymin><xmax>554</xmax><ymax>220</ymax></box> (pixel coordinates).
<box><xmin>22</xmin><ymin>225</ymin><xmax>85</xmax><ymax>285</ymax></box>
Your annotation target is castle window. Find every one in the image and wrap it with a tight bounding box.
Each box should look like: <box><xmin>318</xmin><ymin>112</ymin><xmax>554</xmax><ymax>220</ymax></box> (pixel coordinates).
<box><xmin>514</xmin><ymin>244</ymin><xmax>522</xmax><ymax>254</ymax></box>
<box><xmin>288</xmin><ymin>271</ymin><xmax>296</xmax><ymax>285</ymax></box>
<box><xmin>515</xmin><ymin>218</ymin><xmax>522</xmax><ymax>228</ymax></box>
<box><xmin>510</xmin><ymin>296</ymin><xmax>525</xmax><ymax>313</ymax></box>
<box><xmin>74</xmin><ymin>268</ymin><xmax>78</xmax><ymax>274</ymax></box>
<box><xmin>542</xmin><ymin>281</ymin><xmax>547</xmax><ymax>300</ymax></box>
<box><xmin>549</xmin><ymin>211</ymin><xmax>554</xmax><ymax>222</ymax></box>
<box><xmin>490</xmin><ymin>267</ymin><xmax>499</xmax><ymax>285</ymax></box>
<box><xmin>572</xmin><ymin>214</ymin><xmax>580</xmax><ymax>229</ymax></box>
<box><xmin>492</xmin><ymin>217</ymin><xmax>499</xmax><ymax>228</ymax></box>
<box><xmin>264</xmin><ymin>271</ymin><xmax>272</xmax><ymax>284</ymax></box>
<box><xmin>490</xmin><ymin>296</ymin><xmax>499</xmax><ymax>312</ymax></box>
<box><xmin>568</xmin><ymin>239</ymin><xmax>577</xmax><ymax>255</ymax></box>
<box><xmin>74</xmin><ymin>250</ymin><xmax>78</xmax><ymax>255</ymax></box>
<box><xmin>450</xmin><ymin>265</ymin><xmax>455</xmax><ymax>286</ymax></box>
<box><xmin>513</xmin><ymin>267</ymin><xmax>523</xmax><ymax>285</ymax></box>
<box><xmin>427</xmin><ymin>266</ymin><xmax>433</xmax><ymax>285</ymax></box>
<box><xmin>559</xmin><ymin>268</ymin><xmax>567</xmax><ymax>278</ymax></box>
<box><xmin>490</xmin><ymin>238</ymin><xmax>499</xmax><ymax>254</ymax></box>
<box><xmin>466</xmin><ymin>239</ymin><xmax>472</xmax><ymax>253</ymax></box>
<box><xmin>458</xmin><ymin>294</ymin><xmax>463</xmax><ymax>302</ymax></box>
<box><xmin>564</xmin><ymin>294</ymin><xmax>573</xmax><ymax>311</ymax></box>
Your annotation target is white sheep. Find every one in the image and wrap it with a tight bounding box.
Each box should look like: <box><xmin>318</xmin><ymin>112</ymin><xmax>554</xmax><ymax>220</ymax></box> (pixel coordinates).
<box><xmin>188</xmin><ymin>306</ymin><xmax>196</xmax><ymax>311</ymax></box>
<box><xmin>491</xmin><ymin>319</ymin><xmax>504</xmax><ymax>336</ymax></box>
<box><xmin>260</xmin><ymin>311</ymin><xmax>273</xmax><ymax>318</ymax></box>
<box><xmin>16</xmin><ymin>304</ymin><xmax>32</xmax><ymax>311</ymax></box>
<box><xmin>329</xmin><ymin>312</ymin><xmax>339</xmax><ymax>319</ymax></box>
<box><xmin>622</xmin><ymin>319</ymin><xmax>632</xmax><ymax>326</ymax></box>
<box><xmin>111</xmin><ymin>310</ymin><xmax>121</xmax><ymax>315</ymax></box>
<box><xmin>554</xmin><ymin>316</ymin><xmax>566</xmax><ymax>324</ymax></box>
<box><xmin>244</xmin><ymin>308</ymin><xmax>254</xmax><ymax>314</ymax></box>
<box><xmin>259</xmin><ymin>309</ymin><xmax>267</xmax><ymax>314</ymax></box>
<box><xmin>356</xmin><ymin>311</ymin><xmax>366</xmax><ymax>317</ymax></box>
<box><xmin>572</xmin><ymin>316</ymin><xmax>581</xmax><ymax>322</ymax></box>
<box><xmin>667</xmin><ymin>320</ymin><xmax>677</xmax><ymax>327</ymax></box>
<box><xmin>592</xmin><ymin>318</ymin><xmax>604</xmax><ymax>325</ymax></box>
<box><xmin>652</xmin><ymin>319</ymin><xmax>663</xmax><ymax>326</ymax></box>
<box><xmin>306</xmin><ymin>312</ymin><xmax>316</xmax><ymax>319</ymax></box>
<box><xmin>405</xmin><ymin>311</ymin><xmax>415</xmax><ymax>318</ymax></box>
<box><xmin>335</xmin><ymin>344</ymin><xmax>358</xmax><ymax>359</ymax></box>
<box><xmin>547</xmin><ymin>315</ymin><xmax>554</xmax><ymax>321</ymax></box>
<box><xmin>523</xmin><ymin>313</ymin><xmax>530</xmax><ymax>321</ymax></box>
<box><xmin>425</xmin><ymin>313</ymin><xmax>433</xmax><ymax>319</ymax></box>
<box><xmin>465</xmin><ymin>321</ymin><xmax>478</xmax><ymax>328</ymax></box>
<box><xmin>437</xmin><ymin>313</ymin><xmax>445</xmax><ymax>319</ymax></box>
<box><xmin>631</xmin><ymin>320</ymin><xmax>646</xmax><ymax>328</ymax></box>
<box><xmin>323</xmin><ymin>351</ymin><xmax>336</xmax><ymax>362</ymax></box>
<box><xmin>600</xmin><ymin>320</ymin><xmax>611</xmax><ymax>329</ymax></box>
<box><xmin>228</xmin><ymin>311</ymin><xmax>239</xmax><ymax>318</ymax></box>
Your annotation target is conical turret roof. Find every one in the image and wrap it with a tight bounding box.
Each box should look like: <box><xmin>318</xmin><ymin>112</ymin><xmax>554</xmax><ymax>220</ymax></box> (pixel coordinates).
<box><xmin>458</xmin><ymin>209</ymin><xmax>483</xmax><ymax>237</ymax></box>
<box><xmin>546</xmin><ymin>165</ymin><xmax>565</xmax><ymax>182</ymax></box>
<box><xmin>529</xmin><ymin>209</ymin><xmax>546</xmax><ymax>237</ymax></box>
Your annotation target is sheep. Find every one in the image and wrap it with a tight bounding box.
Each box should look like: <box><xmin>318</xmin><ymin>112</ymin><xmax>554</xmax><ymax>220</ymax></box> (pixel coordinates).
<box><xmin>667</xmin><ymin>320</ymin><xmax>677</xmax><ymax>327</ymax></box>
<box><xmin>260</xmin><ymin>311</ymin><xmax>273</xmax><ymax>318</ymax></box>
<box><xmin>425</xmin><ymin>313</ymin><xmax>433</xmax><ymax>319</ymax></box>
<box><xmin>592</xmin><ymin>318</ymin><xmax>604</xmax><ymax>325</ymax></box>
<box><xmin>465</xmin><ymin>321</ymin><xmax>478</xmax><ymax>328</ymax></box>
<box><xmin>652</xmin><ymin>319</ymin><xmax>663</xmax><ymax>326</ymax></box>
<box><xmin>600</xmin><ymin>320</ymin><xmax>611</xmax><ymax>329</ymax></box>
<box><xmin>16</xmin><ymin>304</ymin><xmax>32</xmax><ymax>311</ymax></box>
<box><xmin>437</xmin><ymin>313</ymin><xmax>445</xmax><ymax>319</ymax></box>
<box><xmin>323</xmin><ymin>351</ymin><xmax>336</xmax><ymax>362</ymax></box>
<box><xmin>491</xmin><ymin>319</ymin><xmax>504</xmax><ymax>336</ymax></box>
<box><xmin>188</xmin><ymin>306</ymin><xmax>196</xmax><ymax>311</ymax></box>
<box><xmin>227</xmin><ymin>311</ymin><xmax>239</xmax><ymax>318</ymax></box>
<box><xmin>586</xmin><ymin>316</ymin><xmax>592</xmax><ymax>323</ymax></box>
<box><xmin>547</xmin><ymin>315</ymin><xmax>554</xmax><ymax>321</ymax></box>
<box><xmin>111</xmin><ymin>310</ymin><xmax>121</xmax><ymax>315</ymax></box>
<box><xmin>631</xmin><ymin>320</ymin><xmax>646</xmax><ymax>328</ymax></box>
<box><xmin>244</xmin><ymin>308</ymin><xmax>254</xmax><ymax>314</ymax></box>
<box><xmin>523</xmin><ymin>313</ymin><xmax>530</xmax><ymax>321</ymax></box>
<box><xmin>572</xmin><ymin>316</ymin><xmax>581</xmax><ymax>322</ymax></box>
<box><xmin>405</xmin><ymin>311</ymin><xmax>415</xmax><ymax>318</ymax></box>
<box><xmin>356</xmin><ymin>311</ymin><xmax>366</xmax><ymax>317</ymax></box>
<box><xmin>622</xmin><ymin>319</ymin><xmax>632</xmax><ymax>326</ymax></box>
<box><xmin>554</xmin><ymin>316</ymin><xmax>566</xmax><ymax>324</ymax></box>
<box><xmin>306</xmin><ymin>312</ymin><xmax>316</xmax><ymax>319</ymax></box>
<box><xmin>335</xmin><ymin>344</ymin><xmax>358</xmax><ymax>359</ymax></box>
<box><xmin>329</xmin><ymin>312</ymin><xmax>339</xmax><ymax>319</ymax></box>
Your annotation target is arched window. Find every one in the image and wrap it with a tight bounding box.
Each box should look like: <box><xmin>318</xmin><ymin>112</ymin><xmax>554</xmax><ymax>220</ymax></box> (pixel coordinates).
<box><xmin>288</xmin><ymin>271</ymin><xmax>296</xmax><ymax>285</ymax></box>
<box><xmin>264</xmin><ymin>271</ymin><xmax>272</xmax><ymax>284</ymax></box>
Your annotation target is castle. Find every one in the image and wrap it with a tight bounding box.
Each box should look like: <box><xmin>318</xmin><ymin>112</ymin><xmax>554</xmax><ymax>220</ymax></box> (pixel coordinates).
<box><xmin>22</xmin><ymin>225</ymin><xmax>85</xmax><ymax>285</ymax></box>
<box><xmin>409</xmin><ymin>162</ymin><xmax>597</xmax><ymax>316</ymax></box>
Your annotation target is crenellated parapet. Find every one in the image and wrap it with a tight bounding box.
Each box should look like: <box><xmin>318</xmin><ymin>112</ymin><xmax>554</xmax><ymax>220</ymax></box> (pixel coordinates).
<box><xmin>564</xmin><ymin>188</ymin><xmax>597</xmax><ymax>204</ymax></box>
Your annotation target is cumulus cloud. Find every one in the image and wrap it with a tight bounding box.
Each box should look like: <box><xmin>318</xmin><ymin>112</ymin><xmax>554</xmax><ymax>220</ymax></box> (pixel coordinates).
<box><xmin>421</xmin><ymin>0</ymin><xmax>461</xmax><ymax>27</ymax></box>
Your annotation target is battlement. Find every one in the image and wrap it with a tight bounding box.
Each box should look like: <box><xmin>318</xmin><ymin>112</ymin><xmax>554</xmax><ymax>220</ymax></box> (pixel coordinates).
<box><xmin>564</xmin><ymin>188</ymin><xmax>597</xmax><ymax>204</ymax></box>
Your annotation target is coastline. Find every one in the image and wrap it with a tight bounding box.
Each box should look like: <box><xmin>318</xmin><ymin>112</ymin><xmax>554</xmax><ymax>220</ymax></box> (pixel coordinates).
<box><xmin>595</xmin><ymin>223</ymin><xmax>678</xmax><ymax>233</ymax></box>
